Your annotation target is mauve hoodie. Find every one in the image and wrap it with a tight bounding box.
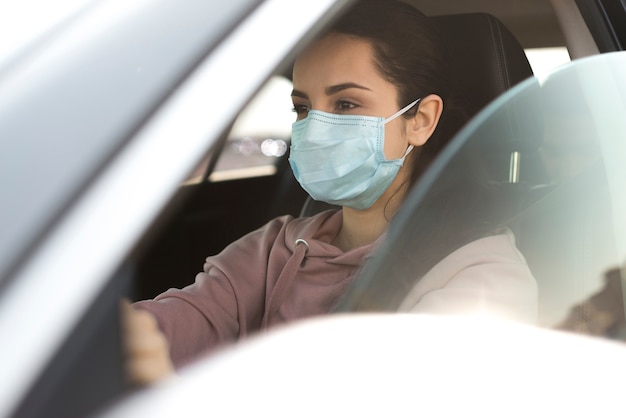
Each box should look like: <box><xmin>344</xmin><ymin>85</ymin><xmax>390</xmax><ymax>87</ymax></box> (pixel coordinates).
<box><xmin>135</xmin><ymin>209</ymin><xmax>537</xmax><ymax>368</ymax></box>
<box><xmin>135</xmin><ymin>210</ymin><xmax>375</xmax><ymax>367</ymax></box>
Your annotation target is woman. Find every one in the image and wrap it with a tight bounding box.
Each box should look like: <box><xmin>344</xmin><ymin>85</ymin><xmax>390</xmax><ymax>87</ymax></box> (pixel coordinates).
<box><xmin>124</xmin><ymin>0</ymin><xmax>537</xmax><ymax>384</ymax></box>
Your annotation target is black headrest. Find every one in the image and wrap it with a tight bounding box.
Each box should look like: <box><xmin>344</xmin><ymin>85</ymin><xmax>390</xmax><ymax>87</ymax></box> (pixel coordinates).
<box><xmin>432</xmin><ymin>13</ymin><xmax>534</xmax><ymax>119</ymax></box>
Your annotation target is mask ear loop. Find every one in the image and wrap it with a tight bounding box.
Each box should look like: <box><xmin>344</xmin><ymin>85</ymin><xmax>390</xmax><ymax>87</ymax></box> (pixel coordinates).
<box><xmin>383</xmin><ymin>98</ymin><xmax>422</xmax><ymax>158</ymax></box>
<box><xmin>402</xmin><ymin>144</ymin><xmax>414</xmax><ymax>158</ymax></box>
<box><xmin>383</xmin><ymin>98</ymin><xmax>422</xmax><ymax>124</ymax></box>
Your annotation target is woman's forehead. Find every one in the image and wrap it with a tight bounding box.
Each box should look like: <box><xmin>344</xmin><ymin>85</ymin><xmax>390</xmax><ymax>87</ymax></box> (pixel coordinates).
<box><xmin>296</xmin><ymin>34</ymin><xmax>373</xmax><ymax>65</ymax></box>
<box><xmin>292</xmin><ymin>35</ymin><xmax>380</xmax><ymax>89</ymax></box>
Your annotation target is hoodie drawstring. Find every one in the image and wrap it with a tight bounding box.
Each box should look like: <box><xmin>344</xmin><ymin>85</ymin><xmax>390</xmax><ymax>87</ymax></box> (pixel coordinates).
<box><xmin>261</xmin><ymin>239</ymin><xmax>309</xmax><ymax>327</ymax></box>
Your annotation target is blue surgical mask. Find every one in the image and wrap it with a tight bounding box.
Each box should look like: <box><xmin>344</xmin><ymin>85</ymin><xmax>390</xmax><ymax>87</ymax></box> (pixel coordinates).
<box><xmin>289</xmin><ymin>98</ymin><xmax>421</xmax><ymax>210</ymax></box>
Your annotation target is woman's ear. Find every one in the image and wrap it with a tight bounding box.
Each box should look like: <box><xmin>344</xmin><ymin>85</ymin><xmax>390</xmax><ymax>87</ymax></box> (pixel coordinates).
<box><xmin>406</xmin><ymin>94</ymin><xmax>444</xmax><ymax>146</ymax></box>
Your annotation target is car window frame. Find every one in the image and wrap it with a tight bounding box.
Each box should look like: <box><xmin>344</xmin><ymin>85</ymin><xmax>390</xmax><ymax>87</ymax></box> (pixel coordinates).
<box><xmin>0</xmin><ymin>1</ymin><xmax>354</xmax><ymax>416</ymax></box>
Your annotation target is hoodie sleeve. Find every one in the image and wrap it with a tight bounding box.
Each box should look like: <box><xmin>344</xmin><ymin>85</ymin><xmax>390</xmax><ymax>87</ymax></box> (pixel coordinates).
<box><xmin>398</xmin><ymin>230</ymin><xmax>538</xmax><ymax>324</ymax></box>
<box><xmin>133</xmin><ymin>215</ymin><xmax>293</xmax><ymax>368</ymax></box>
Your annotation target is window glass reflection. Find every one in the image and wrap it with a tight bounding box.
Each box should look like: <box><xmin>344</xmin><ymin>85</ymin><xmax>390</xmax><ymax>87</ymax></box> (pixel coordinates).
<box><xmin>350</xmin><ymin>53</ymin><xmax>626</xmax><ymax>343</ymax></box>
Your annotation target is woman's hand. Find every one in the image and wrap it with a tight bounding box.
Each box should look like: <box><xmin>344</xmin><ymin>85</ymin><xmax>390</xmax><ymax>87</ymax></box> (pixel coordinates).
<box><xmin>120</xmin><ymin>299</ymin><xmax>174</xmax><ymax>385</ymax></box>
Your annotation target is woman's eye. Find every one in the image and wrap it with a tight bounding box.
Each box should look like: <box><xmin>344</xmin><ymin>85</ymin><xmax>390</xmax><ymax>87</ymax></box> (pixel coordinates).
<box><xmin>336</xmin><ymin>100</ymin><xmax>357</xmax><ymax>112</ymax></box>
<box><xmin>292</xmin><ymin>104</ymin><xmax>309</xmax><ymax>117</ymax></box>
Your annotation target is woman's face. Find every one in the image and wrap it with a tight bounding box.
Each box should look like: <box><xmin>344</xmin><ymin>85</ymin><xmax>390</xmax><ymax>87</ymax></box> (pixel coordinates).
<box><xmin>291</xmin><ymin>34</ymin><xmax>412</xmax><ymax>160</ymax></box>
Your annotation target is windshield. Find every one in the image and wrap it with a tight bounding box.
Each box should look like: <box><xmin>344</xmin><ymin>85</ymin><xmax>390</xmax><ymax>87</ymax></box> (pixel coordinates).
<box><xmin>339</xmin><ymin>52</ymin><xmax>626</xmax><ymax>338</ymax></box>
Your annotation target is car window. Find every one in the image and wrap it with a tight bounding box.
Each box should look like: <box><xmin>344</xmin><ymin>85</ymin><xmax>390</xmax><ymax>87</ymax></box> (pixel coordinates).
<box><xmin>184</xmin><ymin>75</ymin><xmax>295</xmax><ymax>184</ymax></box>
<box><xmin>338</xmin><ymin>51</ymin><xmax>626</xmax><ymax>341</ymax></box>
<box><xmin>525</xmin><ymin>46</ymin><xmax>571</xmax><ymax>79</ymax></box>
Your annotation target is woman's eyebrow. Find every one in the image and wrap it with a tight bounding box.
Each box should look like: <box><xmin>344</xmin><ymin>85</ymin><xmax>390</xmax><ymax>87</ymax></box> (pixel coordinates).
<box><xmin>325</xmin><ymin>82</ymin><xmax>372</xmax><ymax>95</ymax></box>
<box><xmin>291</xmin><ymin>83</ymin><xmax>372</xmax><ymax>99</ymax></box>
<box><xmin>291</xmin><ymin>89</ymin><xmax>308</xmax><ymax>99</ymax></box>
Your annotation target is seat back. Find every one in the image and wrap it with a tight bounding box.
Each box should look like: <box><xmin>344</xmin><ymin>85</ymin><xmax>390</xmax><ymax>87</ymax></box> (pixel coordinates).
<box><xmin>432</xmin><ymin>13</ymin><xmax>533</xmax><ymax>123</ymax></box>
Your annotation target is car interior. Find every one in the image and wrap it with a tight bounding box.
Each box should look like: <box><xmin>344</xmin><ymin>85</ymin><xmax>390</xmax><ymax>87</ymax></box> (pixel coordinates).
<box><xmin>126</xmin><ymin>0</ymin><xmax>626</xmax><ymax>331</ymax></box>
<box><xmin>130</xmin><ymin>5</ymin><xmax>540</xmax><ymax>302</ymax></box>
<box><xmin>129</xmin><ymin>0</ymin><xmax>625</xmax><ymax>334</ymax></box>
<box><xmin>9</xmin><ymin>0</ymin><xmax>626</xmax><ymax>417</ymax></box>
